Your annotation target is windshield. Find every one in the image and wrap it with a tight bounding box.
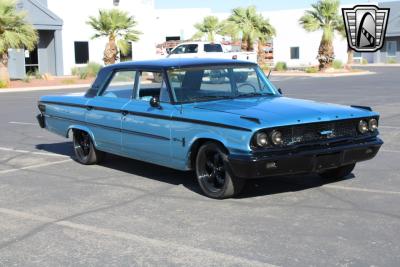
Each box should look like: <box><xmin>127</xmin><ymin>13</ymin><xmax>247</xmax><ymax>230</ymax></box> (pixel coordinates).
<box><xmin>167</xmin><ymin>66</ymin><xmax>279</xmax><ymax>103</ymax></box>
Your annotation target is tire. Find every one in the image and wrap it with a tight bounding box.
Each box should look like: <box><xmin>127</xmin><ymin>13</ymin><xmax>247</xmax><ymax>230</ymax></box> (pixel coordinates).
<box><xmin>72</xmin><ymin>130</ymin><xmax>104</xmax><ymax>165</ymax></box>
<box><xmin>319</xmin><ymin>163</ymin><xmax>356</xmax><ymax>180</ymax></box>
<box><xmin>195</xmin><ymin>142</ymin><xmax>245</xmax><ymax>199</ymax></box>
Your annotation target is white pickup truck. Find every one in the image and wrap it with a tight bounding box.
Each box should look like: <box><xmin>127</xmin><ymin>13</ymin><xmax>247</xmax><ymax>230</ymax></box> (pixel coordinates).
<box><xmin>167</xmin><ymin>42</ymin><xmax>257</xmax><ymax>63</ymax></box>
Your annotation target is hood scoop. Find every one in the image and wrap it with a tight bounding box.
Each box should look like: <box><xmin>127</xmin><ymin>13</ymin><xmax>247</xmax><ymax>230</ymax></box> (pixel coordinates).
<box><xmin>240</xmin><ymin>116</ymin><xmax>260</xmax><ymax>124</ymax></box>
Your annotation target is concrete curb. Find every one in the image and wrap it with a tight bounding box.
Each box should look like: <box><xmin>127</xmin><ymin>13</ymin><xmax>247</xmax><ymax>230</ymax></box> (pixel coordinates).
<box><xmin>271</xmin><ymin>71</ymin><xmax>375</xmax><ymax>78</ymax></box>
<box><xmin>0</xmin><ymin>84</ymin><xmax>90</xmax><ymax>93</ymax></box>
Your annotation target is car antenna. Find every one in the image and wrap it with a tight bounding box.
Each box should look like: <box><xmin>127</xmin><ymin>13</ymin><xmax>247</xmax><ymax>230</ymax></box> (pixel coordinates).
<box><xmin>267</xmin><ymin>69</ymin><xmax>272</xmax><ymax>79</ymax></box>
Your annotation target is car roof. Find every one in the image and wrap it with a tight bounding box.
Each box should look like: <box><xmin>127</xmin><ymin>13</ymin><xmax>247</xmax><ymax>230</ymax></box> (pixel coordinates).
<box><xmin>103</xmin><ymin>58</ymin><xmax>257</xmax><ymax>71</ymax></box>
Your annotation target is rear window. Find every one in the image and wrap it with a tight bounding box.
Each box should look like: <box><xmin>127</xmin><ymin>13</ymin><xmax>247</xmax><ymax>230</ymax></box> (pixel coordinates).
<box><xmin>204</xmin><ymin>44</ymin><xmax>223</xmax><ymax>53</ymax></box>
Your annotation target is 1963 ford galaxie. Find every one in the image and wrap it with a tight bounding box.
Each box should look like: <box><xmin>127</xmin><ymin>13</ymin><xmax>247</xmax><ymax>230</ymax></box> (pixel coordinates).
<box><xmin>37</xmin><ymin>58</ymin><xmax>383</xmax><ymax>198</ymax></box>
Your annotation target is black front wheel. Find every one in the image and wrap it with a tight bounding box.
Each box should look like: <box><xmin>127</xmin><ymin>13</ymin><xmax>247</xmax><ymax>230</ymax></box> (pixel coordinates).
<box><xmin>195</xmin><ymin>142</ymin><xmax>245</xmax><ymax>199</ymax></box>
<box><xmin>319</xmin><ymin>163</ymin><xmax>356</xmax><ymax>180</ymax></box>
<box><xmin>73</xmin><ymin>130</ymin><xmax>104</xmax><ymax>165</ymax></box>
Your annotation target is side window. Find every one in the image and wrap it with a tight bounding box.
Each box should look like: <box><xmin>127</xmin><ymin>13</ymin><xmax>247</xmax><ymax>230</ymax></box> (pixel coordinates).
<box><xmin>136</xmin><ymin>72</ymin><xmax>170</xmax><ymax>103</ymax></box>
<box><xmin>101</xmin><ymin>70</ymin><xmax>136</xmax><ymax>99</ymax></box>
<box><xmin>171</xmin><ymin>44</ymin><xmax>198</xmax><ymax>54</ymax></box>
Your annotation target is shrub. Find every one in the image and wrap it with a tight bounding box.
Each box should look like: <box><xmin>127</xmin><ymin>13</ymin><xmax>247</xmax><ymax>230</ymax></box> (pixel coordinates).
<box><xmin>0</xmin><ymin>80</ymin><xmax>8</xmax><ymax>88</ymax></box>
<box><xmin>275</xmin><ymin>61</ymin><xmax>287</xmax><ymax>71</ymax></box>
<box><xmin>22</xmin><ymin>76</ymin><xmax>31</xmax><ymax>83</ymax></box>
<box><xmin>305</xmin><ymin>66</ymin><xmax>318</xmax><ymax>73</ymax></box>
<box><xmin>332</xmin><ymin>60</ymin><xmax>343</xmax><ymax>69</ymax></box>
<box><xmin>71</xmin><ymin>62</ymin><xmax>102</xmax><ymax>79</ymax></box>
<box><xmin>387</xmin><ymin>58</ymin><xmax>397</xmax><ymax>64</ymax></box>
<box><xmin>86</xmin><ymin>62</ymin><xmax>102</xmax><ymax>76</ymax></box>
<box><xmin>361</xmin><ymin>58</ymin><xmax>368</xmax><ymax>65</ymax></box>
<box><xmin>61</xmin><ymin>78</ymin><xmax>76</xmax><ymax>85</ymax></box>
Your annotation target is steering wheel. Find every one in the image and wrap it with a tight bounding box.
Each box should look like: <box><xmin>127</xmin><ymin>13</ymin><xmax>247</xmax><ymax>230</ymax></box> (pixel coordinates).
<box><xmin>237</xmin><ymin>82</ymin><xmax>257</xmax><ymax>92</ymax></box>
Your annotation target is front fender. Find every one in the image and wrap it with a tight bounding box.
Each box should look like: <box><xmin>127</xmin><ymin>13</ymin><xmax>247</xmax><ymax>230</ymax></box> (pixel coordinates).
<box><xmin>66</xmin><ymin>125</ymin><xmax>98</xmax><ymax>147</ymax></box>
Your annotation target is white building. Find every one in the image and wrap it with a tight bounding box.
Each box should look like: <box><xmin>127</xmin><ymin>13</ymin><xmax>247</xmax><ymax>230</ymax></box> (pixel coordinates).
<box><xmin>9</xmin><ymin>0</ymin><xmax>400</xmax><ymax>78</ymax></box>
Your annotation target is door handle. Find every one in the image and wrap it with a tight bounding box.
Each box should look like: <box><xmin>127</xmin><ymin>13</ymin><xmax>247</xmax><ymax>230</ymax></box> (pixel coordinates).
<box><xmin>86</xmin><ymin>106</ymin><xmax>93</xmax><ymax>111</ymax></box>
<box><xmin>121</xmin><ymin>110</ymin><xmax>128</xmax><ymax>116</ymax></box>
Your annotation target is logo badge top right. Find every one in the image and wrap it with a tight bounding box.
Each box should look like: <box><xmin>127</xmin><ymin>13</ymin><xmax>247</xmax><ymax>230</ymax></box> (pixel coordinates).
<box><xmin>342</xmin><ymin>5</ymin><xmax>390</xmax><ymax>52</ymax></box>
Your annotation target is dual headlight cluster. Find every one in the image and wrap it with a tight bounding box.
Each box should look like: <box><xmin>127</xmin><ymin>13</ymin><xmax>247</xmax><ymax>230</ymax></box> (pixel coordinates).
<box><xmin>358</xmin><ymin>118</ymin><xmax>378</xmax><ymax>134</ymax></box>
<box><xmin>253</xmin><ymin>118</ymin><xmax>378</xmax><ymax>149</ymax></box>
<box><xmin>253</xmin><ymin>130</ymin><xmax>283</xmax><ymax>148</ymax></box>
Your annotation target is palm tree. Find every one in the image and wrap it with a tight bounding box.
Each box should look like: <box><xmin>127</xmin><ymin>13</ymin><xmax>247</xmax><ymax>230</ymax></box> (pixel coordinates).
<box><xmin>0</xmin><ymin>0</ymin><xmax>38</xmax><ymax>85</ymax></box>
<box><xmin>219</xmin><ymin>20</ymin><xmax>241</xmax><ymax>41</ymax></box>
<box><xmin>228</xmin><ymin>6</ymin><xmax>275</xmax><ymax>51</ymax></box>
<box><xmin>192</xmin><ymin>16</ymin><xmax>222</xmax><ymax>42</ymax></box>
<box><xmin>87</xmin><ymin>9</ymin><xmax>141</xmax><ymax>65</ymax></box>
<box><xmin>299</xmin><ymin>0</ymin><xmax>343</xmax><ymax>70</ymax></box>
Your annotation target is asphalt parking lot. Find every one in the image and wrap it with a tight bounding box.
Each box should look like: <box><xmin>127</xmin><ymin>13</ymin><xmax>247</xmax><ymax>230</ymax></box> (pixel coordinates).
<box><xmin>0</xmin><ymin>66</ymin><xmax>399</xmax><ymax>266</ymax></box>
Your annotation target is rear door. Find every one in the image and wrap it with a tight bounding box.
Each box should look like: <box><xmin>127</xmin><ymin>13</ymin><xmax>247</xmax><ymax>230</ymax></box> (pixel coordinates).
<box><xmin>86</xmin><ymin>70</ymin><xmax>136</xmax><ymax>153</ymax></box>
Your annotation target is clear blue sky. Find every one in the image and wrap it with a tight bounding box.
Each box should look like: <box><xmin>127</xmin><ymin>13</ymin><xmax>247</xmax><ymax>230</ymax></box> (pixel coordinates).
<box><xmin>155</xmin><ymin>0</ymin><xmax>398</xmax><ymax>12</ymax></box>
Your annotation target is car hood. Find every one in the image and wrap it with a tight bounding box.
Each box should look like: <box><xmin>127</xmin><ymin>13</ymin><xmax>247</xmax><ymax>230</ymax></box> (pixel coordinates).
<box><xmin>193</xmin><ymin>96</ymin><xmax>376</xmax><ymax>127</ymax></box>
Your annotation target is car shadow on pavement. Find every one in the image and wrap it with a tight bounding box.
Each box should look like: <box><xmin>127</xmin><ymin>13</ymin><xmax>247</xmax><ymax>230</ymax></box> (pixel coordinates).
<box><xmin>36</xmin><ymin>142</ymin><xmax>355</xmax><ymax>199</ymax></box>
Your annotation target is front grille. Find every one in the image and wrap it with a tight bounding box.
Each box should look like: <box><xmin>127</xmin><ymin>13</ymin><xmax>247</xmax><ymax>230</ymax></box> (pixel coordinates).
<box><xmin>279</xmin><ymin>119</ymin><xmax>362</xmax><ymax>146</ymax></box>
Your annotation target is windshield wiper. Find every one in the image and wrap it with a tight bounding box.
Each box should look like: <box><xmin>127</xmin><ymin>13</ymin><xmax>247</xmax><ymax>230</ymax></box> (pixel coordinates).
<box><xmin>189</xmin><ymin>95</ymin><xmax>232</xmax><ymax>101</ymax></box>
<box><xmin>236</xmin><ymin>92</ymin><xmax>266</xmax><ymax>98</ymax></box>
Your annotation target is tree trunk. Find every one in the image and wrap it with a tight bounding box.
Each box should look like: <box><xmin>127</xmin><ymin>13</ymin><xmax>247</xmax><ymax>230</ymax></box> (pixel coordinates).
<box><xmin>347</xmin><ymin>45</ymin><xmax>353</xmax><ymax>65</ymax></box>
<box><xmin>241</xmin><ymin>37</ymin><xmax>248</xmax><ymax>51</ymax></box>
<box><xmin>246</xmin><ymin>37</ymin><xmax>253</xmax><ymax>52</ymax></box>
<box><xmin>257</xmin><ymin>41</ymin><xmax>266</xmax><ymax>66</ymax></box>
<box><xmin>0</xmin><ymin>53</ymin><xmax>10</xmax><ymax>87</ymax></box>
<box><xmin>103</xmin><ymin>37</ymin><xmax>118</xmax><ymax>65</ymax></box>
<box><xmin>317</xmin><ymin>39</ymin><xmax>334</xmax><ymax>70</ymax></box>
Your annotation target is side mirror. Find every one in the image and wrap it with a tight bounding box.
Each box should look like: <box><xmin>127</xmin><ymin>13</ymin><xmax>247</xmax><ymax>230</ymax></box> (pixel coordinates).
<box><xmin>278</xmin><ymin>88</ymin><xmax>283</xmax><ymax>95</ymax></box>
<box><xmin>150</xmin><ymin>96</ymin><xmax>161</xmax><ymax>108</ymax></box>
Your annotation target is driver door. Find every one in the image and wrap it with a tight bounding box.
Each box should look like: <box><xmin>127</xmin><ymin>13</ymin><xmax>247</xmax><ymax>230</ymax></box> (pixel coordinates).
<box><xmin>121</xmin><ymin>71</ymin><xmax>177</xmax><ymax>166</ymax></box>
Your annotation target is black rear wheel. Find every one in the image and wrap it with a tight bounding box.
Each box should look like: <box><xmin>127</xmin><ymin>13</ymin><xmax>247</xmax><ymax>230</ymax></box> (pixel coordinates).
<box><xmin>319</xmin><ymin>163</ymin><xmax>356</xmax><ymax>180</ymax></box>
<box><xmin>73</xmin><ymin>130</ymin><xmax>103</xmax><ymax>165</ymax></box>
<box><xmin>195</xmin><ymin>142</ymin><xmax>245</xmax><ymax>199</ymax></box>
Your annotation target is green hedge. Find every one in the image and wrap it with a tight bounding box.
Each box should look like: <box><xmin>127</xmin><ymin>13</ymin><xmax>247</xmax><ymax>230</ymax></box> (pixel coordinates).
<box><xmin>71</xmin><ymin>62</ymin><xmax>103</xmax><ymax>79</ymax></box>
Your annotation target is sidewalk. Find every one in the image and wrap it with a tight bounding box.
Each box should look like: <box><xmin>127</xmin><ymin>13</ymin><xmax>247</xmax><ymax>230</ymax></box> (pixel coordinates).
<box><xmin>0</xmin><ymin>83</ymin><xmax>91</xmax><ymax>93</ymax></box>
<box><xmin>271</xmin><ymin>70</ymin><xmax>375</xmax><ymax>78</ymax></box>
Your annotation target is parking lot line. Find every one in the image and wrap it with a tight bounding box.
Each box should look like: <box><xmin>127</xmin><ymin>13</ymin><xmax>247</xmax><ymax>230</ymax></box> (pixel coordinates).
<box><xmin>0</xmin><ymin>207</ymin><xmax>277</xmax><ymax>267</ymax></box>
<box><xmin>0</xmin><ymin>159</ymin><xmax>72</xmax><ymax>175</ymax></box>
<box><xmin>323</xmin><ymin>184</ymin><xmax>400</xmax><ymax>196</ymax></box>
<box><xmin>380</xmin><ymin>125</ymin><xmax>400</xmax><ymax>130</ymax></box>
<box><xmin>381</xmin><ymin>149</ymin><xmax>400</xmax><ymax>154</ymax></box>
<box><xmin>8</xmin><ymin>121</ymin><xmax>37</xmax><ymax>126</ymax></box>
<box><xmin>0</xmin><ymin>147</ymin><xmax>70</xmax><ymax>158</ymax></box>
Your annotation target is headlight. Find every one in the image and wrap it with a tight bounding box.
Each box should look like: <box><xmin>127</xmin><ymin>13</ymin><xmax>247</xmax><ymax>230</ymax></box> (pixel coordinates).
<box><xmin>255</xmin><ymin>132</ymin><xmax>269</xmax><ymax>147</ymax></box>
<box><xmin>358</xmin><ymin>120</ymin><xmax>368</xmax><ymax>134</ymax></box>
<box><xmin>368</xmin><ymin>118</ymin><xmax>378</xmax><ymax>131</ymax></box>
<box><xmin>271</xmin><ymin>130</ymin><xmax>283</xmax><ymax>145</ymax></box>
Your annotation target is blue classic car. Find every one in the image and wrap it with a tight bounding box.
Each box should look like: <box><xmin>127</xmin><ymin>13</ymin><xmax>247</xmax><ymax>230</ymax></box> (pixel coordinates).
<box><xmin>37</xmin><ymin>58</ymin><xmax>383</xmax><ymax>198</ymax></box>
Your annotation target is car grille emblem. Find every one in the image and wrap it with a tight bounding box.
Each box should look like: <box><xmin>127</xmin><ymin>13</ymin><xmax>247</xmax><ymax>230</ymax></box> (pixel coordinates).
<box><xmin>320</xmin><ymin>130</ymin><xmax>335</xmax><ymax>139</ymax></box>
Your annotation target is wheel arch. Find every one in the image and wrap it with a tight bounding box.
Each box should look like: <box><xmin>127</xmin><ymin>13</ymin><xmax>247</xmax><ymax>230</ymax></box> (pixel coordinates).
<box><xmin>66</xmin><ymin>125</ymin><xmax>97</xmax><ymax>147</ymax></box>
<box><xmin>187</xmin><ymin>137</ymin><xmax>228</xmax><ymax>170</ymax></box>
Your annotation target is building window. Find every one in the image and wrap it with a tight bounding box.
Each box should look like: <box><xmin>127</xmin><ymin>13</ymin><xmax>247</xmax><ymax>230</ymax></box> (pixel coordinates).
<box><xmin>290</xmin><ymin>47</ymin><xmax>299</xmax><ymax>59</ymax></box>
<box><xmin>387</xmin><ymin>41</ymin><xmax>397</xmax><ymax>57</ymax></box>
<box><xmin>353</xmin><ymin>52</ymin><xmax>362</xmax><ymax>58</ymax></box>
<box><xmin>74</xmin><ymin>41</ymin><xmax>89</xmax><ymax>64</ymax></box>
<box><xmin>166</xmin><ymin>36</ymin><xmax>180</xmax><ymax>41</ymax></box>
<box><xmin>120</xmin><ymin>42</ymin><xmax>132</xmax><ymax>62</ymax></box>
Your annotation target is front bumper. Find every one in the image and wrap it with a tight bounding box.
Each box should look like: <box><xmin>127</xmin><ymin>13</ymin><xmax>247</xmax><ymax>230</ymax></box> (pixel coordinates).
<box><xmin>228</xmin><ymin>137</ymin><xmax>383</xmax><ymax>179</ymax></box>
